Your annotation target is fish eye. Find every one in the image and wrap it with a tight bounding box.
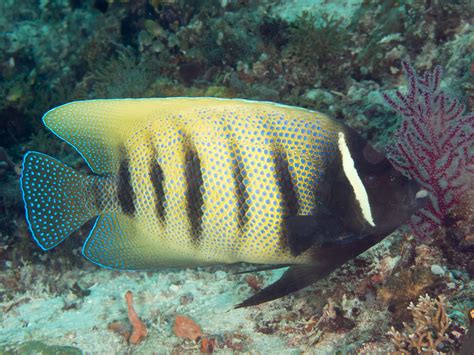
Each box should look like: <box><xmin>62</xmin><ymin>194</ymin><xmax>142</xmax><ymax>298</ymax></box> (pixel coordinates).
<box><xmin>364</xmin><ymin>174</ymin><xmax>378</xmax><ymax>187</ymax></box>
<box><xmin>388</xmin><ymin>175</ymin><xmax>396</xmax><ymax>183</ymax></box>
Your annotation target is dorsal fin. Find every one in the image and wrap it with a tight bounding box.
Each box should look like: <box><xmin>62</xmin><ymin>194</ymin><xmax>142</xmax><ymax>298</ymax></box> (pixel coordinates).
<box><xmin>42</xmin><ymin>98</ymin><xmax>326</xmax><ymax>175</ymax></box>
<box><xmin>42</xmin><ymin>99</ymin><xmax>181</xmax><ymax>174</ymax></box>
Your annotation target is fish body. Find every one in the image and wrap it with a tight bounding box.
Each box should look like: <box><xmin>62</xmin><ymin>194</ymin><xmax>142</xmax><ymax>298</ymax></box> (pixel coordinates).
<box><xmin>21</xmin><ymin>98</ymin><xmax>426</xmax><ymax>306</ymax></box>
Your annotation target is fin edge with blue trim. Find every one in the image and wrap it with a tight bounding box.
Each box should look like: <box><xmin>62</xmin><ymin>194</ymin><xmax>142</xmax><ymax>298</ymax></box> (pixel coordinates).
<box><xmin>20</xmin><ymin>151</ymin><xmax>96</xmax><ymax>250</ymax></box>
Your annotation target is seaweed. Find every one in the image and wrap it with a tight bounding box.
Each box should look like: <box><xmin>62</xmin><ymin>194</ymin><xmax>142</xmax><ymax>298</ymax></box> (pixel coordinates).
<box><xmin>0</xmin><ymin>341</ymin><xmax>82</xmax><ymax>355</ymax></box>
<box><xmin>91</xmin><ymin>48</ymin><xmax>159</xmax><ymax>98</ymax></box>
<box><xmin>259</xmin><ymin>16</ymin><xmax>289</xmax><ymax>49</ymax></box>
<box><xmin>351</xmin><ymin>0</ymin><xmax>406</xmax><ymax>78</ymax></box>
<box><xmin>197</xmin><ymin>24</ymin><xmax>255</xmax><ymax>68</ymax></box>
<box><xmin>286</xmin><ymin>11</ymin><xmax>351</xmax><ymax>88</ymax></box>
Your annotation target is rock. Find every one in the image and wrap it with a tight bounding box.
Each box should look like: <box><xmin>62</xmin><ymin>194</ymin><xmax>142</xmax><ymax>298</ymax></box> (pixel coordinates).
<box><xmin>169</xmin><ymin>284</ymin><xmax>180</xmax><ymax>293</ymax></box>
<box><xmin>430</xmin><ymin>264</ymin><xmax>445</xmax><ymax>276</ymax></box>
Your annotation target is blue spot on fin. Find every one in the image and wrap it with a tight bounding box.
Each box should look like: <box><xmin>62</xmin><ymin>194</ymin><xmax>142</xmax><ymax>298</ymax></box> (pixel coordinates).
<box><xmin>20</xmin><ymin>151</ymin><xmax>96</xmax><ymax>250</ymax></box>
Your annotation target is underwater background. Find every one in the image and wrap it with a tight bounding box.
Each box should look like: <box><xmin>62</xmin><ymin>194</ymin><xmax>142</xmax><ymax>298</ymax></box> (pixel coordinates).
<box><xmin>0</xmin><ymin>0</ymin><xmax>473</xmax><ymax>353</ymax></box>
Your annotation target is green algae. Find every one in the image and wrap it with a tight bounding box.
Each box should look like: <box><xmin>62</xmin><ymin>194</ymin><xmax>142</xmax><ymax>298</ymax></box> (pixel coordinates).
<box><xmin>0</xmin><ymin>341</ymin><xmax>82</xmax><ymax>355</ymax></box>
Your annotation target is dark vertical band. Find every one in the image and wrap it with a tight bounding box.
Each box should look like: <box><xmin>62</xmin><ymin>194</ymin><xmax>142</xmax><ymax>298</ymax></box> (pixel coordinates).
<box><xmin>274</xmin><ymin>150</ymin><xmax>299</xmax><ymax>216</ymax></box>
<box><xmin>117</xmin><ymin>158</ymin><xmax>136</xmax><ymax>216</ymax></box>
<box><xmin>184</xmin><ymin>146</ymin><xmax>204</xmax><ymax>244</ymax></box>
<box><xmin>232</xmin><ymin>145</ymin><xmax>249</xmax><ymax>234</ymax></box>
<box><xmin>149</xmin><ymin>156</ymin><xmax>166</xmax><ymax>223</ymax></box>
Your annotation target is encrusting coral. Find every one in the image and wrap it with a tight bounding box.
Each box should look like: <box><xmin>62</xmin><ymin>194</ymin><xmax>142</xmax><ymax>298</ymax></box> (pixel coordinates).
<box><xmin>173</xmin><ymin>314</ymin><xmax>217</xmax><ymax>353</ymax></box>
<box><xmin>173</xmin><ymin>314</ymin><xmax>203</xmax><ymax>342</ymax></box>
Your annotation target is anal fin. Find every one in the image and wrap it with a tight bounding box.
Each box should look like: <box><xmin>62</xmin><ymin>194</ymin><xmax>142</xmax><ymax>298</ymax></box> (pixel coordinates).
<box><xmin>82</xmin><ymin>214</ymin><xmax>145</xmax><ymax>270</ymax></box>
<box><xmin>82</xmin><ymin>213</ymin><xmax>200</xmax><ymax>270</ymax></box>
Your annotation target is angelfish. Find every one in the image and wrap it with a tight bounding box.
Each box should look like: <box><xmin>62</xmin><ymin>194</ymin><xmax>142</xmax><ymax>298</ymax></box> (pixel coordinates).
<box><xmin>20</xmin><ymin>98</ymin><xmax>427</xmax><ymax>307</ymax></box>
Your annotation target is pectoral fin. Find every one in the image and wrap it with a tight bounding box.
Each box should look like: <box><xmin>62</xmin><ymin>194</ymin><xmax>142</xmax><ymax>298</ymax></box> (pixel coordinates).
<box><xmin>286</xmin><ymin>211</ymin><xmax>344</xmax><ymax>256</ymax></box>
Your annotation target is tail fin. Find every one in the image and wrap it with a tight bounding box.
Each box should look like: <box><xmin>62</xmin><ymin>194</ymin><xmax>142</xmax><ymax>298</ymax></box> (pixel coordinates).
<box><xmin>20</xmin><ymin>151</ymin><xmax>96</xmax><ymax>250</ymax></box>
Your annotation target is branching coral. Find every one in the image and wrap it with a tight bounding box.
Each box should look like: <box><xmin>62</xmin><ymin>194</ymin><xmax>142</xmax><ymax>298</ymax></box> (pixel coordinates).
<box><xmin>383</xmin><ymin>61</ymin><xmax>474</xmax><ymax>238</ymax></box>
<box><xmin>388</xmin><ymin>294</ymin><xmax>453</xmax><ymax>353</ymax></box>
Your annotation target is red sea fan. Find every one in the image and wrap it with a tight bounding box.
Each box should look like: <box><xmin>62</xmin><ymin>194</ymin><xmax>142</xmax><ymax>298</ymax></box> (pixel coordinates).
<box><xmin>383</xmin><ymin>61</ymin><xmax>474</xmax><ymax>238</ymax></box>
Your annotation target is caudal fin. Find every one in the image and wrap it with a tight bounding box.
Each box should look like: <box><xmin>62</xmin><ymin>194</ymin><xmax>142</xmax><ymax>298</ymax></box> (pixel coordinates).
<box><xmin>20</xmin><ymin>151</ymin><xmax>96</xmax><ymax>250</ymax></box>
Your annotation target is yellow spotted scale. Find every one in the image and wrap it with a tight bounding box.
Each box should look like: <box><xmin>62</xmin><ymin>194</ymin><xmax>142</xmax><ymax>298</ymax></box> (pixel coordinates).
<box><xmin>21</xmin><ymin>98</ymin><xmax>425</xmax><ymax>307</ymax></box>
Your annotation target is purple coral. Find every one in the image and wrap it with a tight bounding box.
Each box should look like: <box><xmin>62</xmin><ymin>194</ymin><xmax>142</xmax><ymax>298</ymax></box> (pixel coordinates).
<box><xmin>383</xmin><ymin>61</ymin><xmax>474</xmax><ymax>238</ymax></box>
